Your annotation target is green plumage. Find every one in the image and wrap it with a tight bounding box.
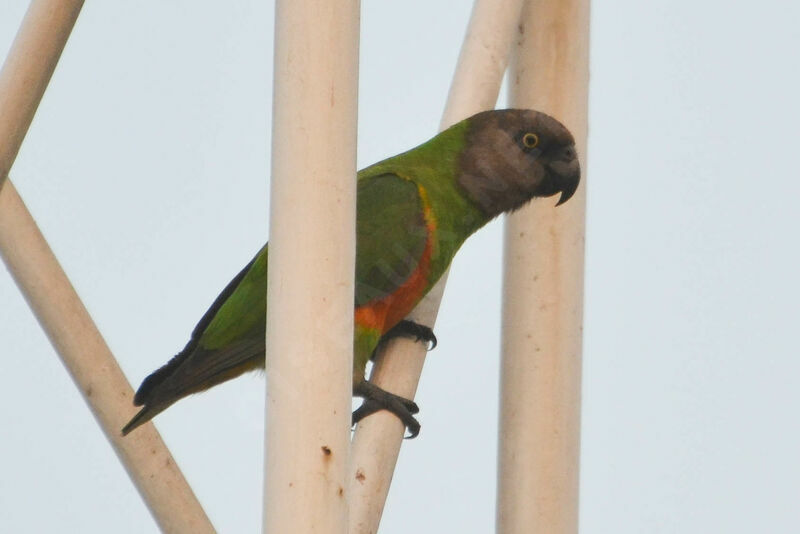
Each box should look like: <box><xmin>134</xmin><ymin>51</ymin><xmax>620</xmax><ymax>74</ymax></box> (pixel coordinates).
<box><xmin>123</xmin><ymin>109</ymin><xmax>580</xmax><ymax>435</ymax></box>
<box><xmin>354</xmin><ymin>174</ymin><xmax>428</xmax><ymax>307</ymax></box>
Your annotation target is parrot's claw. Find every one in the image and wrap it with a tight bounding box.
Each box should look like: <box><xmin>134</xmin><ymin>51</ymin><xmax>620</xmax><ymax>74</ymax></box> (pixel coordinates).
<box><xmin>352</xmin><ymin>380</ymin><xmax>421</xmax><ymax>439</ymax></box>
<box><xmin>380</xmin><ymin>319</ymin><xmax>438</xmax><ymax>351</ymax></box>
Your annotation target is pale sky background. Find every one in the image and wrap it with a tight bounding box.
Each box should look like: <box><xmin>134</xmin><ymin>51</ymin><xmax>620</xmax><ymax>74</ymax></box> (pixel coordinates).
<box><xmin>2</xmin><ymin>1</ymin><xmax>799</xmax><ymax>532</ymax></box>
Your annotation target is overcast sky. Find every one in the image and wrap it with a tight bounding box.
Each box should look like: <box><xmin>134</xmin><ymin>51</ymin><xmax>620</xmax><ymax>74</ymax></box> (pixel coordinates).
<box><xmin>2</xmin><ymin>1</ymin><xmax>799</xmax><ymax>532</ymax></box>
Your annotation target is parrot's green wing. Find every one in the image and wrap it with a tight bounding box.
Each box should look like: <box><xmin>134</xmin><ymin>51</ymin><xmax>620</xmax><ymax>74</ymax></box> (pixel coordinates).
<box><xmin>354</xmin><ymin>172</ymin><xmax>429</xmax><ymax>308</ymax></box>
<box><xmin>196</xmin><ymin>245</ymin><xmax>268</xmax><ymax>351</ymax></box>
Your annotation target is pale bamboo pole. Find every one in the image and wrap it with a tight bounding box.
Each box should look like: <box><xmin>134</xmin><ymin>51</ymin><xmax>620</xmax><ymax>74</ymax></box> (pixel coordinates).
<box><xmin>496</xmin><ymin>1</ymin><xmax>590</xmax><ymax>533</ymax></box>
<box><xmin>263</xmin><ymin>0</ymin><xmax>360</xmax><ymax>532</ymax></box>
<box><xmin>0</xmin><ymin>2</ymin><xmax>215</xmax><ymax>532</ymax></box>
<box><xmin>0</xmin><ymin>180</ymin><xmax>215</xmax><ymax>533</ymax></box>
<box><xmin>0</xmin><ymin>0</ymin><xmax>83</xmax><ymax>188</ymax></box>
<box><xmin>348</xmin><ymin>1</ymin><xmax>525</xmax><ymax>532</ymax></box>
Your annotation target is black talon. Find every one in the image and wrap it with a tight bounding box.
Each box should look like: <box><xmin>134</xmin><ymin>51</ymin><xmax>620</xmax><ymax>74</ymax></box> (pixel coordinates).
<box><xmin>380</xmin><ymin>319</ymin><xmax>438</xmax><ymax>351</ymax></box>
<box><xmin>352</xmin><ymin>379</ymin><xmax>421</xmax><ymax>439</ymax></box>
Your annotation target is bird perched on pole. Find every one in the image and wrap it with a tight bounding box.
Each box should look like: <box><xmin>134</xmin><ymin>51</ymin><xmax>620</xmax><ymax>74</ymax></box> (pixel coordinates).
<box><xmin>122</xmin><ymin>109</ymin><xmax>580</xmax><ymax>438</ymax></box>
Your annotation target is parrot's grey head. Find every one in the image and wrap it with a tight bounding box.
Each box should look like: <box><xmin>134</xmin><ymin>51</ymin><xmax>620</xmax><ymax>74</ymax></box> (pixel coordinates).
<box><xmin>456</xmin><ymin>109</ymin><xmax>580</xmax><ymax>217</ymax></box>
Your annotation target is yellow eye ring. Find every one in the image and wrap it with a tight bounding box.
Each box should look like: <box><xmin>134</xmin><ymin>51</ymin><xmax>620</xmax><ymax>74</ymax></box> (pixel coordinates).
<box><xmin>522</xmin><ymin>132</ymin><xmax>539</xmax><ymax>148</ymax></box>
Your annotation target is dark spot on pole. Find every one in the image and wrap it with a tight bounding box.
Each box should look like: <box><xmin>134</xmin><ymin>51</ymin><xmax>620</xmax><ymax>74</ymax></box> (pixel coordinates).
<box><xmin>355</xmin><ymin>469</ymin><xmax>366</xmax><ymax>483</ymax></box>
<box><xmin>322</xmin><ymin>445</ymin><xmax>332</xmax><ymax>456</ymax></box>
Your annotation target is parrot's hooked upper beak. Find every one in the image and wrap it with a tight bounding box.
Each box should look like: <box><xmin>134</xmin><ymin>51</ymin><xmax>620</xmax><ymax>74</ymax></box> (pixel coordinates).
<box><xmin>547</xmin><ymin>144</ymin><xmax>581</xmax><ymax>206</ymax></box>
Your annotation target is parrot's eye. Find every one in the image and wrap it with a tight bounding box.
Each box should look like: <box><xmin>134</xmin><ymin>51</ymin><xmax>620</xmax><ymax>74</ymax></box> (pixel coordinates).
<box><xmin>522</xmin><ymin>132</ymin><xmax>539</xmax><ymax>149</ymax></box>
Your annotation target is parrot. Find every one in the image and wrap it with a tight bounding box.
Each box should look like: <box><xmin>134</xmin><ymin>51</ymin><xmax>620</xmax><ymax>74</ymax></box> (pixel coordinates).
<box><xmin>122</xmin><ymin>109</ymin><xmax>580</xmax><ymax>437</ymax></box>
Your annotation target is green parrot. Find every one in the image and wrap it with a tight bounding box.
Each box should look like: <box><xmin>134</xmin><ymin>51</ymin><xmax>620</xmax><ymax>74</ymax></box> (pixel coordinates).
<box><xmin>122</xmin><ymin>109</ymin><xmax>580</xmax><ymax>437</ymax></box>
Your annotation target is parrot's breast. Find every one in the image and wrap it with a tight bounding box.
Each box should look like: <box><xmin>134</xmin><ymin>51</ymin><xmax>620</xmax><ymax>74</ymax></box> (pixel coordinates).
<box><xmin>354</xmin><ymin>184</ymin><xmax>437</xmax><ymax>334</ymax></box>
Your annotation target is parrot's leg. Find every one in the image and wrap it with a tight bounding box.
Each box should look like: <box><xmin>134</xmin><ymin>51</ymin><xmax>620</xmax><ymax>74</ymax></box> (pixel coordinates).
<box><xmin>378</xmin><ymin>319</ymin><xmax>437</xmax><ymax>351</ymax></box>
<box><xmin>352</xmin><ymin>379</ymin><xmax>421</xmax><ymax>438</ymax></box>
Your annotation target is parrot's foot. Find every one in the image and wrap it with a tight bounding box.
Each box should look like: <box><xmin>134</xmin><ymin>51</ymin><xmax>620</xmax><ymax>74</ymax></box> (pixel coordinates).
<box><xmin>352</xmin><ymin>380</ymin><xmax>421</xmax><ymax>439</ymax></box>
<box><xmin>380</xmin><ymin>319</ymin><xmax>438</xmax><ymax>350</ymax></box>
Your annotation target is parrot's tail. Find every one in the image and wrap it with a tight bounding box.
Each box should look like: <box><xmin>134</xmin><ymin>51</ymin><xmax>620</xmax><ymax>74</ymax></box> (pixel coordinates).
<box><xmin>121</xmin><ymin>342</ymin><xmax>263</xmax><ymax>435</ymax></box>
<box><xmin>119</xmin><ymin>351</ymin><xmax>192</xmax><ymax>435</ymax></box>
<box><xmin>121</xmin><ymin>404</ymin><xmax>170</xmax><ymax>436</ymax></box>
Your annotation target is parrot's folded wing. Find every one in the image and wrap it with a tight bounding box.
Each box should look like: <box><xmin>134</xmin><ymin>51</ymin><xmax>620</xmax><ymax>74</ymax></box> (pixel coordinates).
<box><xmin>354</xmin><ymin>173</ymin><xmax>429</xmax><ymax>308</ymax></box>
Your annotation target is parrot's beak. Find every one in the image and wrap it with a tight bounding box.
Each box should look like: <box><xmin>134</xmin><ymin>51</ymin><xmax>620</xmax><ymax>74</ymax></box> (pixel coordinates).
<box><xmin>549</xmin><ymin>145</ymin><xmax>581</xmax><ymax>206</ymax></box>
<box><xmin>555</xmin><ymin>166</ymin><xmax>580</xmax><ymax>206</ymax></box>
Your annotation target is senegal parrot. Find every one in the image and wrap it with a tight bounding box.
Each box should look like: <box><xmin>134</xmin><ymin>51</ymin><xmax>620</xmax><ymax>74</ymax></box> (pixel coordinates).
<box><xmin>122</xmin><ymin>109</ymin><xmax>580</xmax><ymax>437</ymax></box>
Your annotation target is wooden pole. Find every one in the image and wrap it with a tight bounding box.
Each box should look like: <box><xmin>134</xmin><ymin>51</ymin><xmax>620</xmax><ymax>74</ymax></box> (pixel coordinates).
<box><xmin>0</xmin><ymin>2</ymin><xmax>214</xmax><ymax>531</ymax></box>
<box><xmin>496</xmin><ymin>0</ymin><xmax>590</xmax><ymax>533</ymax></box>
<box><xmin>0</xmin><ymin>180</ymin><xmax>215</xmax><ymax>533</ymax></box>
<box><xmin>348</xmin><ymin>1</ymin><xmax>525</xmax><ymax>532</ymax></box>
<box><xmin>263</xmin><ymin>0</ymin><xmax>360</xmax><ymax>532</ymax></box>
<box><xmin>0</xmin><ymin>0</ymin><xmax>83</xmax><ymax>188</ymax></box>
